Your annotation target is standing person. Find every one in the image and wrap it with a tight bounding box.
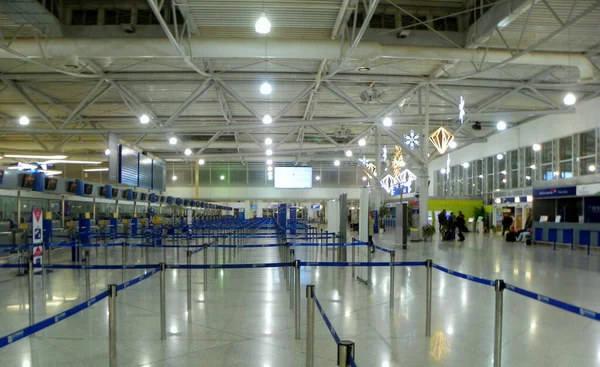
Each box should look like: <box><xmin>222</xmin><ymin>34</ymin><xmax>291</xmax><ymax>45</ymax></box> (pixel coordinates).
<box><xmin>501</xmin><ymin>214</ymin><xmax>513</xmax><ymax>236</ymax></box>
<box><xmin>368</xmin><ymin>211</ymin><xmax>375</xmax><ymax>253</ymax></box>
<box><xmin>445</xmin><ymin>212</ymin><xmax>456</xmax><ymax>241</ymax></box>
<box><xmin>437</xmin><ymin>210</ymin><xmax>447</xmax><ymax>236</ymax></box>
<box><xmin>456</xmin><ymin>213</ymin><xmax>466</xmax><ymax>242</ymax></box>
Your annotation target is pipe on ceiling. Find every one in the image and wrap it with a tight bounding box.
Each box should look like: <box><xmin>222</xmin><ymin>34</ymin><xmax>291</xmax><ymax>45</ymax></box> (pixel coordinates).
<box><xmin>0</xmin><ymin>38</ymin><xmax>595</xmax><ymax>81</ymax></box>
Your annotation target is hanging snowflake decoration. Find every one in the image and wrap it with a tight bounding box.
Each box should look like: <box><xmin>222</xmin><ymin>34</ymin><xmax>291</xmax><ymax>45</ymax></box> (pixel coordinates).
<box><xmin>403</xmin><ymin>130</ymin><xmax>420</xmax><ymax>150</ymax></box>
<box><xmin>358</xmin><ymin>155</ymin><xmax>369</xmax><ymax>167</ymax></box>
<box><xmin>458</xmin><ymin>96</ymin><xmax>466</xmax><ymax>124</ymax></box>
<box><xmin>382</xmin><ymin>145</ymin><xmax>388</xmax><ymax>162</ymax></box>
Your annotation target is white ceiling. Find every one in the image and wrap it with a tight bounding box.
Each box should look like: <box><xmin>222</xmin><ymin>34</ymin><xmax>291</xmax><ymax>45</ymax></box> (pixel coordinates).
<box><xmin>0</xmin><ymin>0</ymin><xmax>598</xmax><ymax>169</ymax></box>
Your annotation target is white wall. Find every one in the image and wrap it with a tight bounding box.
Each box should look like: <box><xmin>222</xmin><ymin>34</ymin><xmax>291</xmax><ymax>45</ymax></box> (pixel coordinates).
<box><xmin>429</xmin><ymin>96</ymin><xmax>600</xmax><ymax>188</ymax></box>
<box><xmin>165</xmin><ymin>186</ymin><xmax>362</xmax><ymax>201</ymax></box>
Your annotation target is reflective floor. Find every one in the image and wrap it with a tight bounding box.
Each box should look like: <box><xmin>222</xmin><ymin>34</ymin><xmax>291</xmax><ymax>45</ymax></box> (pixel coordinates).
<box><xmin>0</xmin><ymin>229</ymin><xmax>599</xmax><ymax>366</ymax></box>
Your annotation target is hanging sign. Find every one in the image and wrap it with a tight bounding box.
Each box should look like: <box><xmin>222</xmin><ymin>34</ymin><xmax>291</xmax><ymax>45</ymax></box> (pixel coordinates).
<box><xmin>32</xmin><ymin>209</ymin><xmax>43</xmax><ymax>274</ymax></box>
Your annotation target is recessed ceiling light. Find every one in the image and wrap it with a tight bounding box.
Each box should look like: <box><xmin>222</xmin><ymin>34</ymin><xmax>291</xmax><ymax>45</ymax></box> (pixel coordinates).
<box><xmin>255</xmin><ymin>13</ymin><xmax>271</xmax><ymax>34</ymax></box>
<box><xmin>140</xmin><ymin>114</ymin><xmax>150</xmax><ymax>124</ymax></box>
<box><xmin>260</xmin><ymin>81</ymin><xmax>272</xmax><ymax>95</ymax></box>
<box><xmin>563</xmin><ymin>92</ymin><xmax>576</xmax><ymax>106</ymax></box>
<box><xmin>19</xmin><ymin>116</ymin><xmax>29</xmax><ymax>126</ymax></box>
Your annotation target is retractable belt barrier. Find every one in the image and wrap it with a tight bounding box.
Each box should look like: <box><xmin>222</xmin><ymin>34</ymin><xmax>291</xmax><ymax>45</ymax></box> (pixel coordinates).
<box><xmin>0</xmin><ymin>267</ymin><xmax>160</xmax><ymax>349</ymax></box>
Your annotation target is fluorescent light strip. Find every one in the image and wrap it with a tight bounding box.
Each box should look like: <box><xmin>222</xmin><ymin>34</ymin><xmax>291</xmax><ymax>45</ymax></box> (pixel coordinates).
<box><xmin>7</xmin><ymin>163</ymin><xmax>37</xmax><ymax>170</ymax></box>
<box><xmin>41</xmin><ymin>170</ymin><xmax>62</xmax><ymax>175</ymax></box>
<box><xmin>5</xmin><ymin>154</ymin><xmax>68</xmax><ymax>160</ymax></box>
<box><xmin>83</xmin><ymin>168</ymin><xmax>109</xmax><ymax>172</ymax></box>
<box><xmin>44</xmin><ymin>160</ymin><xmax>101</xmax><ymax>165</ymax></box>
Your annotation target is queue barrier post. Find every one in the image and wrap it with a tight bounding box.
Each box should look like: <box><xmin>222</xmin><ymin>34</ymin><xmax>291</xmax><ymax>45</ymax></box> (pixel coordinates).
<box><xmin>289</xmin><ymin>249</ymin><xmax>295</xmax><ymax>310</ymax></box>
<box><xmin>28</xmin><ymin>258</ymin><xmax>34</xmax><ymax>326</ymax></box>
<box><xmin>337</xmin><ymin>340</ymin><xmax>355</xmax><ymax>367</ymax></box>
<box><xmin>389</xmin><ymin>250</ymin><xmax>395</xmax><ymax>308</ymax></box>
<box><xmin>159</xmin><ymin>262</ymin><xmax>167</xmax><ymax>340</ymax></box>
<box><xmin>366</xmin><ymin>242</ymin><xmax>372</xmax><ymax>286</ymax></box>
<box><xmin>306</xmin><ymin>284</ymin><xmax>315</xmax><ymax>367</ymax></box>
<box><xmin>203</xmin><ymin>243</ymin><xmax>208</xmax><ymax>291</ymax></box>
<box><xmin>186</xmin><ymin>250</ymin><xmax>192</xmax><ymax>316</ymax></box>
<box><xmin>85</xmin><ymin>250</ymin><xmax>91</xmax><ymax>299</ymax></box>
<box><xmin>494</xmin><ymin>279</ymin><xmax>505</xmax><ymax>367</ymax></box>
<box><xmin>425</xmin><ymin>259</ymin><xmax>432</xmax><ymax>337</ymax></box>
<box><xmin>108</xmin><ymin>284</ymin><xmax>117</xmax><ymax>367</ymax></box>
<box><xmin>294</xmin><ymin>259</ymin><xmax>301</xmax><ymax>340</ymax></box>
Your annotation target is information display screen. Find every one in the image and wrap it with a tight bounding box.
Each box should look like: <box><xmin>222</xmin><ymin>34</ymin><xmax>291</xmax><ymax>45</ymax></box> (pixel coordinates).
<box><xmin>274</xmin><ymin>167</ymin><xmax>312</xmax><ymax>189</ymax></box>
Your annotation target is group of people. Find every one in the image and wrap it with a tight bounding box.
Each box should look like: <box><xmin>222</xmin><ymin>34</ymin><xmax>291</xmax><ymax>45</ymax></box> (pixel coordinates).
<box><xmin>437</xmin><ymin>209</ymin><xmax>467</xmax><ymax>242</ymax></box>
<box><xmin>502</xmin><ymin>213</ymin><xmax>533</xmax><ymax>243</ymax></box>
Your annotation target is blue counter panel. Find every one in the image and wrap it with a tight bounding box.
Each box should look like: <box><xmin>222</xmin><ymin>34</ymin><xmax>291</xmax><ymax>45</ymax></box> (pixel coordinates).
<box><xmin>580</xmin><ymin>231</ymin><xmax>590</xmax><ymax>246</ymax></box>
<box><xmin>562</xmin><ymin>229</ymin><xmax>573</xmax><ymax>245</ymax></box>
<box><xmin>535</xmin><ymin>227</ymin><xmax>544</xmax><ymax>241</ymax></box>
<box><xmin>548</xmin><ymin>228</ymin><xmax>557</xmax><ymax>243</ymax></box>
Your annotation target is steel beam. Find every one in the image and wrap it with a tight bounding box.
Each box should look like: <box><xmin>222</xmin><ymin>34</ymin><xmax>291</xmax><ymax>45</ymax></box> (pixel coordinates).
<box><xmin>163</xmin><ymin>79</ymin><xmax>214</xmax><ymax>127</ymax></box>
<box><xmin>1</xmin><ymin>79</ymin><xmax>57</xmax><ymax>129</ymax></box>
<box><xmin>60</xmin><ymin>81</ymin><xmax>112</xmax><ymax>129</ymax></box>
<box><xmin>325</xmin><ymin>81</ymin><xmax>371</xmax><ymax>117</ymax></box>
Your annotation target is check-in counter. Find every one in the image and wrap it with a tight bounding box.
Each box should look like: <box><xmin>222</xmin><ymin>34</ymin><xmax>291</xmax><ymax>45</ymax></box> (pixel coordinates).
<box><xmin>534</xmin><ymin>222</ymin><xmax>600</xmax><ymax>247</ymax></box>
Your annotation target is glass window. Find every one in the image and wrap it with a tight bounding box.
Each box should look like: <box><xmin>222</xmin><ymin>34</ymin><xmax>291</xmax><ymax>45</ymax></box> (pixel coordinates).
<box><xmin>474</xmin><ymin>160</ymin><xmax>483</xmax><ymax>195</ymax></box>
<box><xmin>486</xmin><ymin>174</ymin><xmax>493</xmax><ymax>193</ymax></box>
<box><xmin>559</xmin><ymin>136</ymin><xmax>573</xmax><ymax>160</ymax></box>
<box><xmin>510</xmin><ymin>170</ymin><xmax>519</xmax><ymax>189</ymax></box>
<box><xmin>486</xmin><ymin>157</ymin><xmax>494</xmax><ymax>175</ymax></box>
<box><xmin>541</xmin><ymin>141</ymin><xmax>553</xmax><ymax>165</ymax></box>
<box><xmin>579</xmin><ymin>157</ymin><xmax>597</xmax><ymax>176</ymax></box>
<box><xmin>579</xmin><ymin>130</ymin><xmax>596</xmax><ymax>157</ymax></box>
<box><xmin>509</xmin><ymin>150</ymin><xmax>518</xmax><ymax>170</ymax></box>
<box><xmin>559</xmin><ymin>161</ymin><xmax>573</xmax><ymax>179</ymax></box>
<box><xmin>524</xmin><ymin>147</ymin><xmax>534</xmax><ymax>167</ymax></box>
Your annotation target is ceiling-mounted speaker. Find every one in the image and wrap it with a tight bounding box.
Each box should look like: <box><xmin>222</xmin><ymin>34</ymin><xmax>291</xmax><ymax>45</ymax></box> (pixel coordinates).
<box><xmin>472</xmin><ymin>121</ymin><xmax>482</xmax><ymax>131</ymax></box>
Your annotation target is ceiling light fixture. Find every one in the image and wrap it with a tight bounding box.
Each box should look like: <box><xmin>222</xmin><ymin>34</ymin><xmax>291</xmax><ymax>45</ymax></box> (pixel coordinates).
<box><xmin>140</xmin><ymin>114</ymin><xmax>150</xmax><ymax>125</ymax></box>
<box><xmin>496</xmin><ymin>121</ymin><xmax>507</xmax><ymax>131</ymax></box>
<box><xmin>262</xmin><ymin>114</ymin><xmax>272</xmax><ymax>124</ymax></box>
<box><xmin>462</xmin><ymin>162</ymin><xmax>470</xmax><ymax>168</ymax></box>
<box><xmin>104</xmin><ymin>149</ymin><xmax>111</xmax><ymax>156</ymax></box>
<box><xmin>198</xmin><ymin>159</ymin><xmax>205</xmax><ymax>165</ymax></box>
<box><xmin>449</xmin><ymin>141</ymin><xmax>457</xmax><ymax>149</ymax></box>
<box><xmin>169</xmin><ymin>137</ymin><xmax>178</xmax><ymax>145</ymax></box>
<box><xmin>563</xmin><ymin>92</ymin><xmax>576</xmax><ymax>106</ymax></box>
<box><xmin>5</xmin><ymin>154</ymin><xmax>67</xmax><ymax>160</ymax></box>
<box><xmin>220</xmin><ymin>175</ymin><xmax>225</xmax><ymax>180</ymax></box>
<box><xmin>260</xmin><ymin>81</ymin><xmax>272</xmax><ymax>95</ymax></box>
<box><xmin>83</xmin><ymin>168</ymin><xmax>109</xmax><ymax>172</ymax></box>
<box><xmin>265</xmin><ymin>149</ymin><xmax>273</xmax><ymax>156</ymax></box>
<box><xmin>362</xmin><ymin>176</ymin><xmax>367</xmax><ymax>181</ymax></box>
<box><xmin>44</xmin><ymin>160</ymin><xmax>101</xmax><ymax>165</ymax></box>
<box><xmin>497</xmin><ymin>153</ymin><xmax>504</xmax><ymax>160</ymax></box>
<box><xmin>440</xmin><ymin>168</ymin><xmax>446</xmax><ymax>174</ymax></box>
<box><xmin>358</xmin><ymin>138</ymin><xmax>366</xmax><ymax>147</ymax></box>
<box><xmin>345</xmin><ymin>150</ymin><xmax>353</xmax><ymax>157</ymax></box>
<box><xmin>41</xmin><ymin>170</ymin><xmax>62</xmax><ymax>176</ymax></box>
<box><xmin>264</xmin><ymin>137</ymin><xmax>272</xmax><ymax>145</ymax></box>
<box><xmin>267</xmin><ymin>166</ymin><xmax>273</xmax><ymax>172</ymax></box>
<box><xmin>184</xmin><ymin>148</ymin><xmax>192</xmax><ymax>156</ymax></box>
<box><xmin>589</xmin><ymin>165</ymin><xmax>596</xmax><ymax>172</ymax></box>
<box><xmin>266</xmin><ymin>159</ymin><xmax>273</xmax><ymax>165</ymax></box>
<box><xmin>172</xmin><ymin>175</ymin><xmax>177</xmax><ymax>181</ymax></box>
<box><xmin>255</xmin><ymin>13</ymin><xmax>271</xmax><ymax>34</ymax></box>
<box><xmin>315</xmin><ymin>175</ymin><xmax>320</xmax><ymax>181</ymax></box>
<box><xmin>382</xmin><ymin>117</ymin><xmax>392</xmax><ymax>127</ymax></box>
<box><xmin>333</xmin><ymin>160</ymin><xmax>340</xmax><ymax>167</ymax></box>
<box><xmin>19</xmin><ymin>116</ymin><xmax>29</xmax><ymax>126</ymax></box>
<box><xmin>532</xmin><ymin>143</ymin><xmax>541</xmax><ymax>152</ymax></box>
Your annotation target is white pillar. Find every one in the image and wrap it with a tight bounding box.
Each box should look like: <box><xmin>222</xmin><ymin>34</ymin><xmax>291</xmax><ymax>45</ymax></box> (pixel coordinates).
<box><xmin>419</xmin><ymin>167</ymin><xmax>429</xmax><ymax>236</ymax></box>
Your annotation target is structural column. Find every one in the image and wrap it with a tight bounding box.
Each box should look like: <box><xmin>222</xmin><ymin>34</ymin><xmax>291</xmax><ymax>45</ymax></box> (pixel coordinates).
<box><xmin>418</xmin><ymin>84</ymin><xmax>430</xmax><ymax>238</ymax></box>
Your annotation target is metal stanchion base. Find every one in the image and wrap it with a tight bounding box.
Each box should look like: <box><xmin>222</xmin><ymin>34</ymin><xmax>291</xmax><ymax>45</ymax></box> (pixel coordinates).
<box><xmin>355</xmin><ymin>276</ymin><xmax>369</xmax><ymax>286</ymax></box>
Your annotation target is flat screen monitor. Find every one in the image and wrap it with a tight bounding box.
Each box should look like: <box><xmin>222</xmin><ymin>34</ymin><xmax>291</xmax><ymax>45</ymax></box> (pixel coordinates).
<box><xmin>274</xmin><ymin>167</ymin><xmax>313</xmax><ymax>189</ymax></box>
<box><xmin>84</xmin><ymin>184</ymin><xmax>93</xmax><ymax>195</ymax></box>
<box><xmin>140</xmin><ymin>193</ymin><xmax>147</xmax><ymax>201</ymax></box>
<box><xmin>68</xmin><ymin>181</ymin><xmax>78</xmax><ymax>193</ymax></box>
<box><xmin>45</xmin><ymin>177</ymin><xmax>58</xmax><ymax>191</ymax></box>
<box><xmin>22</xmin><ymin>174</ymin><xmax>35</xmax><ymax>188</ymax></box>
<box><xmin>99</xmin><ymin>186</ymin><xmax>107</xmax><ymax>196</ymax></box>
<box><xmin>112</xmin><ymin>188</ymin><xmax>119</xmax><ymax>197</ymax></box>
<box><xmin>132</xmin><ymin>191</ymin><xmax>138</xmax><ymax>200</ymax></box>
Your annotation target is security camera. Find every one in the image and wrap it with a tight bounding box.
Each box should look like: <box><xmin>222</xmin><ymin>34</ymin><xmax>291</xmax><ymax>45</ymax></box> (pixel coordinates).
<box><xmin>121</xmin><ymin>23</ymin><xmax>135</xmax><ymax>34</ymax></box>
<box><xmin>397</xmin><ymin>30</ymin><xmax>411</xmax><ymax>39</ymax></box>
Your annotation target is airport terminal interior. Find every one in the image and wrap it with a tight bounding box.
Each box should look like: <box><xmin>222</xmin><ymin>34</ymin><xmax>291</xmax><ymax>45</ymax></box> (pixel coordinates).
<box><xmin>0</xmin><ymin>0</ymin><xmax>599</xmax><ymax>366</ymax></box>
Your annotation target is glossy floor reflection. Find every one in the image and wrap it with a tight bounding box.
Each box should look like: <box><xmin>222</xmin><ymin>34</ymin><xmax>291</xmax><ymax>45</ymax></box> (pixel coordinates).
<box><xmin>0</xmin><ymin>230</ymin><xmax>599</xmax><ymax>366</ymax></box>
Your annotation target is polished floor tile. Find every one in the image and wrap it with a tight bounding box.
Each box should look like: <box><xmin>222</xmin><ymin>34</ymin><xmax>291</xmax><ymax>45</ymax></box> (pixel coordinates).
<box><xmin>0</xmin><ymin>229</ymin><xmax>599</xmax><ymax>366</ymax></box>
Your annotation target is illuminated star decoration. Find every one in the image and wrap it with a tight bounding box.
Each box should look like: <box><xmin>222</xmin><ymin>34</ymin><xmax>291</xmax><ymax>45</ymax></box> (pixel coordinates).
<box><xmin>403</xmin><ymin>130</ymin><xmax>420</xmax><ymax>150</ymax></box>
<box><xmin>458</xmin><ymin>96</ymin><xmax>465</xmax><ymax>124</ymax></box>
<box><xmin>429</xmin><ymin>126</ymin><xmax>454</xmax><ymax>154</ymax></box>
